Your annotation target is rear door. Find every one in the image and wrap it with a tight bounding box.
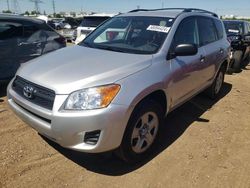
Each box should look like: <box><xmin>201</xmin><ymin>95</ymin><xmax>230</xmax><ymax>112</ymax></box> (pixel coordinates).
<box><xmin>17</xmin><ymin>22</ymin><xmax>46</xmax><ymax>62</ymax></box>
<box><xmin>169</xmin><ymin>16</ymin><xmax>206</xmax><ymax>106</ymax></box>
<box><xmin>243</xmin><ymin>22</ymin><xmax>250</xmax><ymax>59</ymax></box>
<box><xmin>0</xmin><ymin>21</ymin><xmax>22</xmax><ymax>80</ymax></box>
<box><xmin>40</xmin><ymin>23</ymin><xmax>66</xmax><ymax>54</ymax></box>
<box><xmin>197</xmin><ymin>17</ymin><xmax>222</xmax><ymax>84</ymax></box>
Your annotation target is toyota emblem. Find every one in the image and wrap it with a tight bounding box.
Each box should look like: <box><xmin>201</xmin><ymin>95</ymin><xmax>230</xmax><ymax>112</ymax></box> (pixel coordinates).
<box><xmin>23</xmin><ymin>85</ymin><xmax>35</xmax><ymax>99</ymax></box>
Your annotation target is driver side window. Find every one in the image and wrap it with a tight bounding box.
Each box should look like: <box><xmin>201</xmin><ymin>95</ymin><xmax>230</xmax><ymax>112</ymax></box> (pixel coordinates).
<box><xmin>172</xmin><ymin>17</ymin><xmax>199</xmax><ymax>49</ymax></box>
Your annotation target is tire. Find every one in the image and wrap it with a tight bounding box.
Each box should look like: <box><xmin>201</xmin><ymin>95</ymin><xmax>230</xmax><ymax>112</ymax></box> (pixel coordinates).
<box><xmin>241</xmin><ymin>54</ymin><xmax>250</xmax><ymax>69</ymax></box>
<box><xmin>206</xmin><ymin>66</ymin><xmax>225</xmax><ymax>99</ymax></box>
<box><xmin>115</xmin><ymin>100</ymin><xmax>164</xmax><ymax>164</ymax></box>
<box><xmin>232</xmin><ymin>50</ymin><xmax>243</xmax><ymax>73</ymax></box>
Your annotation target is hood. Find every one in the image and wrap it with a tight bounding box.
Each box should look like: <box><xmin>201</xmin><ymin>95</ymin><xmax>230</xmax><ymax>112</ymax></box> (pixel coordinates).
<box><xmin>17</xmin><ymin>45</ymin><xmax>152</xmax><ymax>94</ymax></box>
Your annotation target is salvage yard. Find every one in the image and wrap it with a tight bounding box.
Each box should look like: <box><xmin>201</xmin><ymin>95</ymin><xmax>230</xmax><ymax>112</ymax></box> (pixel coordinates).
<box><xmin>1</xmin><ymin>65</ymin><xmax>250</xmax><ymax>188</ymax></box>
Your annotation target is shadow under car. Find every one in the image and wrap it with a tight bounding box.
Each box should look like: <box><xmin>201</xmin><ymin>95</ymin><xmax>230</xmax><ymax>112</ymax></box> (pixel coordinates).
<box><xmin>41</xmin><ymin>82</ymin><xmax>232</xmax><ymax>176</ymax></box>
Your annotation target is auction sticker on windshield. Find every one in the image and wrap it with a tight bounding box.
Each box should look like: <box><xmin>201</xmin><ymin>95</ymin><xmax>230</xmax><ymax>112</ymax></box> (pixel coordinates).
<box><xmin>147</xmin><ymin>25</ymin><xmax>171</xmax><ymax>33</ymax></box>
<box><xmin>228</xmin><ymin>29</ymin><xmax>239</xmax><ymax>33</ymax></box>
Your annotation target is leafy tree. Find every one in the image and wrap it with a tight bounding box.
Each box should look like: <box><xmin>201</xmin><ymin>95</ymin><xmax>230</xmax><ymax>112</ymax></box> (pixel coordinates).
<box><xmin>2</xmin><ymin>10</ymin><xmax>12</xmax><ymax>13</ymax></box>
<box><xmin>24</xmin><ymin>11</ymin><xmax>30</xmax><ymax>15</ymax></box>
<box><xmin>31</xmin><ymin>10</ymin><xmax>40</xmax><ymax>15</ymax></box>
<box><xmin>55</xmin><ymin>13</ymin><xmax>62</xmax><ymax>18</ymax></box>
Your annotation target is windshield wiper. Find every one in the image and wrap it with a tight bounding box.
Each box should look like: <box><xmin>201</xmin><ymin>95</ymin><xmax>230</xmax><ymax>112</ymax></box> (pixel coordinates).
<box><xmin>95</xmin><ymin>46</ymin><xmax>126</xmax><ymax>53</ymax></box>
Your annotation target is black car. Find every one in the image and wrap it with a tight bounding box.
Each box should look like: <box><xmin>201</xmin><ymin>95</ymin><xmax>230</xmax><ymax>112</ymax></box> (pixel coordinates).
<box><xmin>0</xmin><ymin>14</ymin><xmax>66</xmax><ymax>82</ymax></box>
<box><xmin>223</xmin><ymin>20</ymin><xmax>250</xmax><ymax>72</ymax></box>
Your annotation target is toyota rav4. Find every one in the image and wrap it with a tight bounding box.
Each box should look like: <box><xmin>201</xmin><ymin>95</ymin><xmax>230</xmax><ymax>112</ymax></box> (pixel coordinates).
<box><xmin>8</xmin><ymin>8</ymin><xmax>230</xmax><ymax>163</ymax></box>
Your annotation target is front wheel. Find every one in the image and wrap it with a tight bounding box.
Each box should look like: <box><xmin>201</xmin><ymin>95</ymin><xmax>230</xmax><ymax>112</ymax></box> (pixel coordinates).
<box><xmin>232</xmin><ymin>50</ymin><xmax>243</xmax><ymax>73</ymax></box>
<box><xmin>115</xmin><ymin>100</ymin><xmax>164</xmax><ymax>163</ymax></box>
<box><xmin>206</xmin><ymin>67</ymin><xmax>225</xmax><ymax>99</ymax></box>
<box><xmin>241</xmin><ymin>53</ymin><xmax>250</xmax><ymax>69</ymax></box>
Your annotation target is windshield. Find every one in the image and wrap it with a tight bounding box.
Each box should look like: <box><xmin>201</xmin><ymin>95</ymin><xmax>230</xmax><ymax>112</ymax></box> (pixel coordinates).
<box><xmin>80</xmin><ymin>16</ymin><xmax>174</xmax><ymax>54</ymax></box>
<box><xmin>224</xmin><ymin>21</ymin><xmax>244</xmax><ymax>35</ymax></box>
<box><xmin>80</xmin><ymin>16</ymin><xmax>110</xmax><ymax>27</ymax></box>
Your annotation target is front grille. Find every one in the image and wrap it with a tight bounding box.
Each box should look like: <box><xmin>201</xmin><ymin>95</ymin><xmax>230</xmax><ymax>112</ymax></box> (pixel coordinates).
<box><xmin>12</xmin><ymin>76</ymin><xmax>55</xmax><ymax>110</ymax></box>
<box><xmin>15</xmin><ymin>101</ymin><xmax>51</xmax><ymax>124</ymax></box>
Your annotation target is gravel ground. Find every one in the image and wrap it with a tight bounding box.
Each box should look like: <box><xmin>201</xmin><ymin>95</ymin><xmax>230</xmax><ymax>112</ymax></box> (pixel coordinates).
<box><xmin>0</xmin><ymin>64</ymin><xmax>250</xmax><ymax>188</ymax></box>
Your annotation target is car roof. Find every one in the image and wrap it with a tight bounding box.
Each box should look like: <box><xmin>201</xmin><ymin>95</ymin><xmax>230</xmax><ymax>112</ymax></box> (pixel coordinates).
<box><xmin>121</xmin><ymin>10</ymin><xmax>183</xmax><ymax>18</ymax></box>
<box><xmin>118</xmin><ymin>8</ymin><xmax>218</xmax><ymax>19</ymax></box>
<box><xmin>0</xmin><ymin>14</ymin><xmax>44</xmax><ymax>24</ymax></box>
<box><xmin>84</xmin><ymin>13</ymin><xmax>115</xmax><ymax>17</ymax></box>
<box><xmin>223</xmin><ymin>20</ymin><xmax>248</xmax><ymax>24</ymax></box>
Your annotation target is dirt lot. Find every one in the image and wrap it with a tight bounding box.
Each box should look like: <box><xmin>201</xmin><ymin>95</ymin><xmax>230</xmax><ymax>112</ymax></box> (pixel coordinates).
<box><xmin>1</xmin><ymin>65</ymin><xmax>250</xmax><ymax>188</ymax></box>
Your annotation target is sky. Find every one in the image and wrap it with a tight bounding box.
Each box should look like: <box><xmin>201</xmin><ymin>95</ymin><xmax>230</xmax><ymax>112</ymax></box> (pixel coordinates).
<box><xmin>0</xmin><ymin>0</ymin><xmax>250</xmax><ymax>17</ymax></box>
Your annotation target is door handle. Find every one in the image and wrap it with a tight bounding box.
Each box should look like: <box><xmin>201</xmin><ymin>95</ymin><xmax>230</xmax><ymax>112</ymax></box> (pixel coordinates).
<box><xmin>36</xmin><ymin>42</ymin><xmax>42</xmax><ymax>47</ymax></box>
<box><xmin>18</xmin><ymin>42</ymin><xmax>29</xmax><ymax>46</ymax></box>
<box><xmin>18</xmin><ymin>41</ymin><xmax>42</xmax><ymax>46</ymax></box>
<box><xmin>200</xmin><ymin>55</ymin><xmax>205</xmax><ymax>63</ymax></box>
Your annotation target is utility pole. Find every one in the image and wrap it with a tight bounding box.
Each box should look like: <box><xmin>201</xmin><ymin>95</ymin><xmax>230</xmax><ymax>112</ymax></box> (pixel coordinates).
<box><xmin>52</xmin><ymin>0</ymin><xmax>55</xmax><ymax>16</ymax></box>
<box><xmin>12</xmin><ymin>0</ymin><xmax>21</xmax><ymax>14</ymax></box>
<box><xmin>6</xmin><ymin>0</ymin><xmax>10</xmax><ymax>11</ymax></box>
<box><xmin>30</xmin><ymin>0</ymin><xmax>43</xmax><ymax>14</ymax></box>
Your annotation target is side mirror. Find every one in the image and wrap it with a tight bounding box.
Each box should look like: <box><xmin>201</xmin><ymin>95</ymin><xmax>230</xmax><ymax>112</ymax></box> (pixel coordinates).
<box><xmin>168</xmin><ymin>44</ymin><xmax>198</xmax><ymax>59</ymax></box>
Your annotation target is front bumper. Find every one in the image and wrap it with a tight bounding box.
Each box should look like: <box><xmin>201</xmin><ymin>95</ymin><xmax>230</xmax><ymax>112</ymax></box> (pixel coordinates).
<box><xmin>7</xmin><ymin>84</ymin><xmax>130</xmax><ymax>153</ymax></box>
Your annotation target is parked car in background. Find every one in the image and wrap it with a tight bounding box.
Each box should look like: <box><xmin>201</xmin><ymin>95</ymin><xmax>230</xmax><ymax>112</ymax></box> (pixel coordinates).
<box><xmin>223</xmin><ymin>20</ymin><xmax>250</xmax><ymax>72</ymax></box>
<box><xmin>8</xmin><ymin>8</ymin><xmax>230</xmax><ymax>163</ymax></box>
<box><xmin>75</xmin><ymin>14</ymin><xmax>114</xmax><ymax>44</ymax></box>
<box><xmin>49</xmin><ymin>18</ymin><xmax>72</xmax><ymax>30</ymax></box>
<box><xmin>64</xmin><ymin>17</ymin><xmax>81</xmax><ymax>29</ymax></box>
<box><xmin>58</xmin><ymin>28</ymin><xmax>76</xmax><ymax>42</ymax></box>
<box><xmin>47</xmin><ymin>20</ymin><xmax>57</xmax><ymax>29</ymax></box>
<box><xmin>0</xmin><ymin>14</ymin><xmax>66</xmax><ymax>82</ymax></box>
<box><xmin>58</xmin><ymin>17</ymin><xmax>81</xmax><ymax>42</ymax></box>
<box><xmin>50</xmin><ymin>18</ymin><xmax>65</xmax><ymax>30</ymax></box>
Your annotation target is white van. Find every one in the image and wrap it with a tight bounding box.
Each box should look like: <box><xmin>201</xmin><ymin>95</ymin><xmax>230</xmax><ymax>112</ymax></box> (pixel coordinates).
<box><xmin>75</xmin><ymin>14</ymin><xmax>114</xmax><ymax>44</ymax></box>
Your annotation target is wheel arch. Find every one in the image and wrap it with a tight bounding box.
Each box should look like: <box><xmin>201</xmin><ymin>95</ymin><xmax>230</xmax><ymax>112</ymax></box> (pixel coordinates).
<box><xmin>129</xmin><ymin>89</ymin><xmax>168</xmax><ymax>117</ymax></box>
<box><xmin>221</xmin><ymin>59</ymin><xmax>229</xmax><ymax>73</ymax></box>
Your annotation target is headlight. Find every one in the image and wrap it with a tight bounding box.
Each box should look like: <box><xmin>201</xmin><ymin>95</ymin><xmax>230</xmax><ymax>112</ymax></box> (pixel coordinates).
<box><xmin>64</xmin><ymin>84</ymin><xmax>120</xmax><ymax>110</ymax></box>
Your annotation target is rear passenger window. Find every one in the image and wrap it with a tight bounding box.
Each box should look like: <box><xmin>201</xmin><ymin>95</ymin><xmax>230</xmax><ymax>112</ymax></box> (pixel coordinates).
<box><xmin>172</xmin><ymin>17</ymin><xmax>199</xmax><ymax>48</ymax></box>
<box><xmin>23</xmin><ymin>25</ymin><xmax>40</xmax><ymax>38</ymax></box>
<box><xmin>214</xmin><ymin>19</ymin><xmax>224</xmax><ymax>40</ymax></box>
<box><xmin>0</xmin><ymin>22</ymin><xmax>22</xmax><ymax>40</ymax></box>
<box><xmin>246</xmin><ymin>23</ymin><xmax>250</xmax><ymax>34</ymax></box>
<box><xmin>41</xmin><ymin>23</ymin><xmax>60</xmax><ymax>38</ymax></box>
<box><xmin>198</xmin><ymin>17</ymin><xmax>217</xmax><ymax>46</ymax></box>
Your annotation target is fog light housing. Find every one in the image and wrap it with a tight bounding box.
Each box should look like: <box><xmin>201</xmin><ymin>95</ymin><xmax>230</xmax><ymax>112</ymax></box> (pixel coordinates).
<box><xmin>84</xmin><ymin>130</ymin><xmax>101</xmax><ymax>145</ymax></box>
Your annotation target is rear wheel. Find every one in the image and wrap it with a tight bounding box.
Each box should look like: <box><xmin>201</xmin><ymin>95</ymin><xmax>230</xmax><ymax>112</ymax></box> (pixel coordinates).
<box><xmin>206</xmin><ymin>66</ymin><xmax>225</xmax><ymax>99</ymax></box>
<box><xmin>115</xmin><ymin>100</ymin><xmax>164</xmax><ymax>163</ymax></box>
<box><xmin>232</xmin><ymin>50</ymin><xmax>243</xmax><ymax>73</ymax></box>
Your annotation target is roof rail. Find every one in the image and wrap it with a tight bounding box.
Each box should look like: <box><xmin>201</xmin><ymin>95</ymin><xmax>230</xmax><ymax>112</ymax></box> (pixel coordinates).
<box><xmin>129</xmin><ymin>9</ymin><xmax>151</xmax><ymax>13</ymax></box>
<box><xmin>129</xmin><ymin>8</ymin><xmax>186</xmax><ymax>13</ymax></box>
<box><xmin>128</xmin><ymin>8</ymin><xmax>218</xmax><ymax>18</ymax></box>
<box><xmin>183</xmin><ymin>8</ymin><xmax>218</xmax><ymax>18</ymax></box>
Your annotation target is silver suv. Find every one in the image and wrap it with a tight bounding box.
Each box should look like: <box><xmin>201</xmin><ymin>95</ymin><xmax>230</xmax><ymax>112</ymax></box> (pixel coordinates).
<box><xmin>8</xmin><ymin>8</ymin><xmax>230</xmax><ymax>163</ymax></box>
